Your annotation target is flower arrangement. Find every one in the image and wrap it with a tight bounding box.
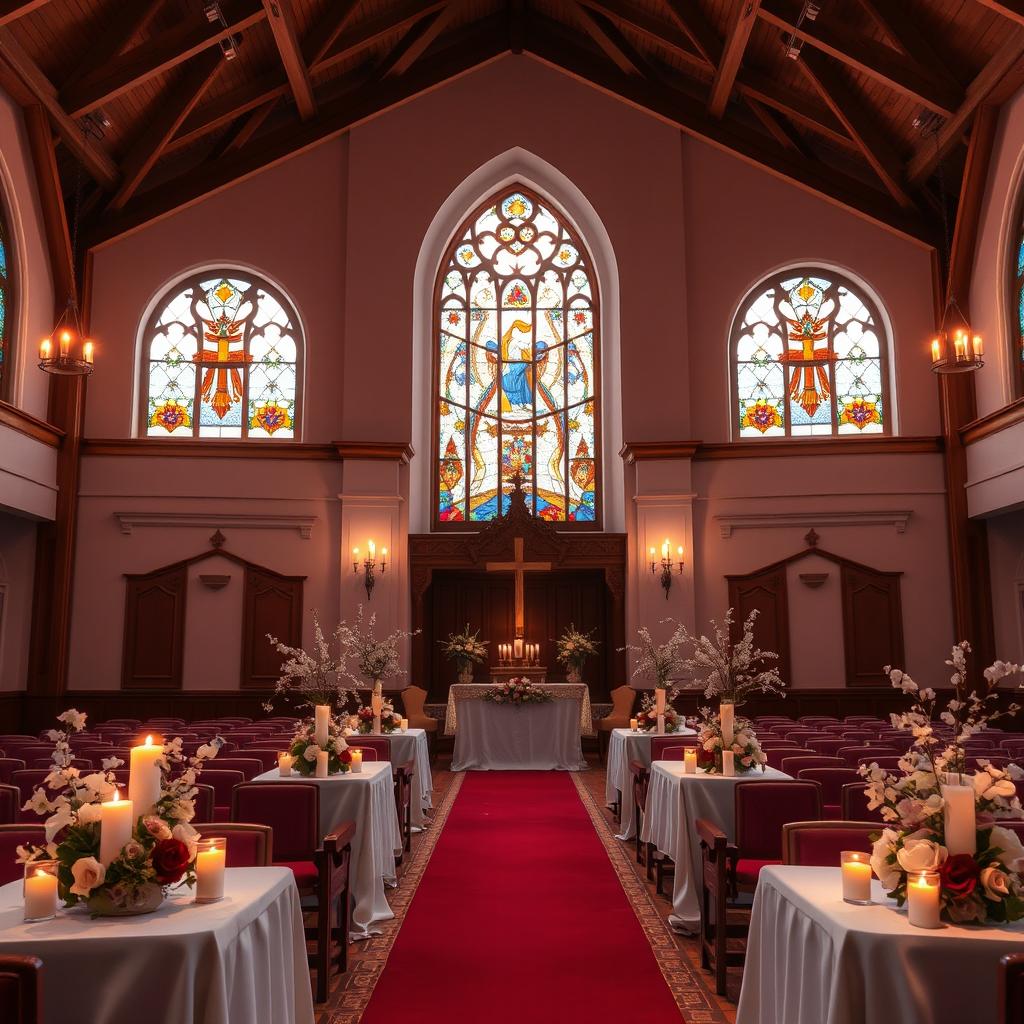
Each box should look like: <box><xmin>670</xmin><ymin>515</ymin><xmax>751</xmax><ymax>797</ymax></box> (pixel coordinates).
<box><xmin>555</xmin><ymin>624</ymin><xmax>599</xmax><ymax>681</ymax></box>
<box><xmin>695</xmin><ymin>709</ymin><xmax>767</xmax><ymax>773</ymax></box>
<box><xmin>265</xmin><ymin>610</ymin><xmax>356</xmax><ymax>713</ymax></box>
<box><xmin>355</xmin><ymin>701</ymin><xmax>403</xmax><ymax>734</ymax></box>
<box><xmin>620</xmin><ymin>621</ymin><xmax>686</xmax><ymax>689</ymax></box>
<box><xmin>287</xmin><ymin>716</ymin><xmax>352</xmax><ymax>776</ymax></box>
<box><xmin>482</xmin><ymin>678</ymin><xmax>553</xmax><ymax>706</ymax></box>
<box><xmin>441</xmin><ymin>624</ymin><xmax>489</xmax><ymax>673</ymax></box>
<box><xmin>634</xmin><ymin>692</ymin><xmax>684</xmax><ymax>733</ymax></box>
<box><xmin>865</xmin><ymin>642</ymin><xmax>1024</xmax><ymax>923</ymax></box>
<box><xmin>19</xmin><ymin>710</ymin><xmax>222</xmax><ymax>914</ymax></box>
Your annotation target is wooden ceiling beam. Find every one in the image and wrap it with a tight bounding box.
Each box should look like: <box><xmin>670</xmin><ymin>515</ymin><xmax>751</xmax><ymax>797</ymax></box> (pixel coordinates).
<box><xmin>0</xmin><ymin>1</ymin><xmax>53</xmax><ymax>26</ymax></box>
<box><xmin>62</xmin><ymin>0</ymin><xmax>265</xmax><ymax>118</ymax></box>
<box><xmin>375</xmin><ymin>3</ymin><xmax>460</xmax><ymax>79</ymax></box>
<box><xmin>907</xmin><ymin>28</ymin><xmax>1024</xmax><ymax>184</ymax></box>
<box><xmin>746</xmin><ymin>97</ymin><xmax>811</xmax><ymax>157</ymax></box>
<box><xmin>0</xmin><ymin>30</ymin><xmax>119</xmax><ymax>188</ymax></box>
<box><xmin>974</xmin><ymin>0</ymin><xmax>1024</xmax><ymax>27</ymax></box>
<box><xmin>796</xmin><ymin>47</ymin><xmax>915</xmax><ymax>207</ymax></box>
<box><xmin>302</xmin><ymin>0</ymin><xmax>361</xmax><ymax>67</ymax></box>
<box><xmin>573</xmin><ymin>2</ymin><xmax>648</xmax><ymax>76</ymax></box>
<box><xmin>107</xmin><ymin>50</ymin><xmax>224</xmax><ymax>211</ymax></box>
<box><xmin>710</xmin><ymin>0</ymin><xmax>761</xmax><ymax>117</ymax></box>
<box><xmin>660</xmin><ymin>0</ymin><xmax>721</xmax><ymax>66</ymax></box>
<box><xmin>758</xmin><ymin>0</ymin><xmax>963</xmax><ymax>116</ymax></box>
<box><xmin>216</xmin><ymin>98</ymin><xmax>279</xmax><ymax>156</ymax></box>
<box><xmin>262</xmin><ymin>0</ymin><xmax>315</xmax><ymax>120</ymax></box>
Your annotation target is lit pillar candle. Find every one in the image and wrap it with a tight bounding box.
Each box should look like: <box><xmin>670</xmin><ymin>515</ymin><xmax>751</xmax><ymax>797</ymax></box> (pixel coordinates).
<box><xmin>841</xmin><ymin>851</ymin><xmax>873</xmax><ymax>904</ymax></box>
<box><xmin>59</xmin><ymin>330</ymin><xmax>71</xmax><ymax>358</ymax></box>
<box><xmin>99</xmin><ymin>790</ymin><xmax>134</xmax><ymax>866</ymax></box>
<box><xmin>400</xmin><ymin>718</ymin><xmax>409</xmax><ymax>732</ymax></box>
<box><xmin>278</xmin><ymin>752</ymin><xmax>293</xmax><ymax>777</ymax></box>
<box><xmin>195</xmin><ymin>839</ymin><xmax>226</xmax><ymax>902</ymax></box>
<box><xmin>629</xmin><ymin>718</ymin><xmax>638</xmax><ymax>732</ymax></box>
<box><xmin>314</xmin><ymin>705</ymin><xmax>330</xmax><ymax>748</ymax></box>
<box><xmin>721</xmin><ymin>750</ymin><xmax>735</xmax><ymax>777</ymax></box>
<box><xmin>513</xmin><ymin>638</ymin><xmax>524</xmax><ymax>661</ymax></box>
<box><xmin>907</xmin><ymin>872</ymin><xmax>941</xmax><ymax>928</ymax></box>
<box><xmin>350</xmin><ymin>749</ymin><xmax>363</xmax><ymax>773</ymax></box>
<box><xmin>941</xmin><ymin>780</ymin><xmax>977</xmax><ymax>857</ymax></box>
<box><xmin>24</xmin><ymin>862</ymin><xmax>58</xmax><ymax>921</ymax></box>
<box><xmin>683</xmin><ymin>748</ymin><xmax>698</xmax><ymax>774</ymax></box>
<box><xmin>720</xmin><ymin>701</ymin><xmax>735</xmax><ymax>746</ymax></box>
<box><xmin>315</xmin><ymin>749</ymin><xmax>329</xmax><ymax>779</ymax></box>
<box><xmin>128</xmin><ymin>735</ymin><xmax>162</xmax><ymax>815</ymax></box>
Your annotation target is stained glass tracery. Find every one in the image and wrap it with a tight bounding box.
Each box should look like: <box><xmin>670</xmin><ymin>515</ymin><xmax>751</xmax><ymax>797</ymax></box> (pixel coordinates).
<box><xmin>0</xmin><ymin>211</ymin><xmax>10</xmax><ymax>399</ymax></box>
<box><xmin>435</xmin><ymin>186</ymin><xmax>599</xmax><ymax>524</ymax></box>
<box><xmin>733</xmin><ymin>270</ymin><xmax>888</xmax><ymax>439</ymax></box>
<box><xmin>142</xmin><ymin>272</ymin><xmax>300</xmax><ymax>439</ymax></box>
<box><xmin>1015</xmin><ymin>237</ymin><xmax>1024</xmax><ymax>395</ymax></box>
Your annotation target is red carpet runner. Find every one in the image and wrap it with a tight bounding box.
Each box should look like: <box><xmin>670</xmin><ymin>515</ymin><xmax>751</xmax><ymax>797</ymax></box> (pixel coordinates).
<box><xmin>360</xmin><ymin>772</ymin><xmax>683</xmax><ymax>1022</ymax></box>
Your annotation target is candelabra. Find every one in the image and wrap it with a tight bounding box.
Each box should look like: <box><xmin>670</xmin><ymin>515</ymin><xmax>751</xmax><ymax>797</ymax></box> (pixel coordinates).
<box><xmin>352</xmin><ymin>540</ymin><xmax>387</xmax><ymax>600</ymax></box>
<box><xmin>497</xmin><ymin>642</ymin><xmax>540</xmax><ymax>665</ymax></box>
<box><xmin>649</xmin><ymin>538</ymin><xmax>684</xmax><ymax>599</ymax></box>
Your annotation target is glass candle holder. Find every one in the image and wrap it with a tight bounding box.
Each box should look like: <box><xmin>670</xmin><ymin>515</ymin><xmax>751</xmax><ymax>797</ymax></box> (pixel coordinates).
<box><xmin>840</xmin><ymin>850</ymin><xmax>873</xmax><ymax>905</ymax></box>
<box><xmin>278</xmin><ymin>752</ymin><xmax>294</xmax><ymax>777</ymax></box>
<box><xmin>907</xmin><ymin>871</ymin><xmax>942</xmax><ymax>928</ymax></box>
<box><xmin>24</xmin><ymin>860</ymin><xmax>59</xmax><ymax>922</ymax></box>
<box><xmin>195</xmin><ymin>838</ymin><xmax>227</xmax><ymax>903</ymax></box>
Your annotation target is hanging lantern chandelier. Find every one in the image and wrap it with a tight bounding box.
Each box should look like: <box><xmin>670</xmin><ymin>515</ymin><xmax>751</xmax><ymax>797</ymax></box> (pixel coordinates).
<box><xmin>930</xmin><ymin>301</ymin><xmax>984</xmax><ymax>375</ymax></box>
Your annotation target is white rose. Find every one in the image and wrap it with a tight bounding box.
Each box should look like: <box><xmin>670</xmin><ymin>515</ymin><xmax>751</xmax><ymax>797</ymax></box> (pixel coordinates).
<box><xmin>76</xmin><ymin>802</ymin><xmax>103</xmax><ymax>825</ymax></box>
<box><xmin>870</xmin><ymin>829</ymin><xmax>903</xmax><ymax>891</ymax></box>
<box><xmin>172</xmin><ymin>822</ymin><xmax>200</xmax><ymax>858</ymax></box>
<box><xmin>981</xmin><ymin>864</ymin><xmax>1011</xmax><ymax>900</ymax></box>
<box><xmin>69</xmin><ymin>856</ymin><xmax>105</xmax><ymax>896</ymax></box>
<box><xmin>896</xmin><ymin>837</ymin><xmax>947</xmax><ymax>874</ymax></box>
<box><xmin>974</xmin><ymin>770</ymin><xmax>1016</xmax><ymax>801</ymax></box>
<box><xmin>991</xmin><ymin>826</ymin><xmax>1024</xmax><ymax>872</ymax></box>
<box><xmin>304</xmin><ymin>744</ymin><xmax>320</xmax><ymax>762</ymax></box>
<box><xmin>333</xmin><ymin>737</ymin><xmax>348</xmax><ymax>754</ymax></box>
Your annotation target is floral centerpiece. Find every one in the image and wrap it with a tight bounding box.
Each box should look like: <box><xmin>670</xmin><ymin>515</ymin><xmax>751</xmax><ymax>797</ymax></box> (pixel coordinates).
<box><xmin>555</xmin><ymin>624</ymin><xmax>599</xmax><ymax>684</ymax></box>
<box><xmin>865</xmin><ymin>642</ymin><xmax>1024</xmax><ymax>923</ymax></box>
<box><xmin>265</xmin><ymin>610</ymin><xmax>356</xmax><ymax>714</ymax></box>
<box><xmin>441</xmin><ymin>624</ymin><xmax>489</xmax><ymax>684</ymax></box>
<box><xmin>355</xmin><ymin>700</ymin><xmax>403</xmax><ymax>734</ymax></box>
<box><xmin>621</xmin><ymin>621</ymin><xmax>687</xmax><ymax>733</ymax></box>
<box><xmin>482</xmin><ymin>678</ymin><xmax>553</xmax><ymax>706</ymax></box>
<box><xmin>695</xmin><ymin>708</ymin><xmax>767</xmax><ymax>773</ymax></box>
<box><xmin>634</xmin><ymin>692</ymin><xmax>684</xmax><ymax>733</ymax></box>
<box><xmin>287</xmin><ymin>715</ymin><xmax>352</xmax><ymax>776</ymax></box>
<box><xmin>19</xmin><ymin>710</ymin><xmax>221</xmax><ymax>916</ymax></box>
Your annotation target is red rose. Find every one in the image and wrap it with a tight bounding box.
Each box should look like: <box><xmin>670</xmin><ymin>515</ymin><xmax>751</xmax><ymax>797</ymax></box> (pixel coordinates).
<box><xmin>697</xmin><ymin>745</ymin><xmax>714</xmax><ymax>767</ymax></box>
<box><xmin>338</xmin><ymin>748</ymin><xmax>352</xmax><ymax>763</ymax></box>
<box><xmin>151</xmin><ymin>837</ymin><xmax>191</xmax><ymax>885</ymax></box>
<box><xmin>939</xmin><ymin>853</ymin><xmax>980</xmax><ymax>899</ymax></box>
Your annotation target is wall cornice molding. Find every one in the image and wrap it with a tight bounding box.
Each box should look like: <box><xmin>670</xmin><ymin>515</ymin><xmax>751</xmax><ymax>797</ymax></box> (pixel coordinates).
<box><xmin>619</xmin><ymin>441</ymin><xmax>700</xmax><ymax>462</ymax></box>
<box><xmin>114</xmin><ymin>511</ymin><xmax>319</xmax><ymax>539</ymax></box>
<box><xmin>960</xmin><ymin>397</ymin><xmax>1024</xmax><ymax>446</ymax></box>
<box><xmin>0</xmin><ymin>400</ymin><xmax>63</xmax><ymax>448</ymax></box>
<box><xmin>335</xmin><ymin>442</ymin><xmax>414</xmax><ymax>462</ymax></box>
<box><xmin>694</xmin><ymin>437</ymin><xmax>943</xmax><ymax>459</ymax></box>
<box><xmin>715</xmin><ymin>509</ymin><xmax>911</xmax><ymax>538</ymax></box>
<box><xmin>84</xmin><ymin>438</ymin><xmax>336</xmax><ymax>459</ymax></box>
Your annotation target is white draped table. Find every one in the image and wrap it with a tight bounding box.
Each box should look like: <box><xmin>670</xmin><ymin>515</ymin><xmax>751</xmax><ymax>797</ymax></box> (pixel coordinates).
<box><xmin>640</xmin><ymin>760</ymin><xmax>792</xmax><ymax>932</ymax></box>
<box><xmin>445</xmin><ymin>683</ymin><xmax>592</xmax><ymax>771</ymax></box>
<box><xmin>737</xmin><ymin>866</ymin><xmax>1024</xmax><ymax>1024</ymax></box>
<box><xmin>605</xmin><ymin>727</ymin><xmax>697</xmax><ymax>840</ymax></box>
<box><xmin>0</xmin><ymin>866</ymin><xmax>314</xmax><ymax>1024</ymax></box>
<box><xmin>254</xmin><ymin>761</ymin><xmax>402</xmax><ymax>938</ymax></box>
<box><xmin>375</xmin><ymin>728</ymin><xmax>433</xmax><ymax>827</ymax></box>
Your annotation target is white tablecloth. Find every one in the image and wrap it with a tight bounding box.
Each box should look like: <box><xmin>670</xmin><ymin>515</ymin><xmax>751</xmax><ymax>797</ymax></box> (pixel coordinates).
<box><xmin>385</xmin><ymin>728</ymin><xmax>433</xmax><ymax>827</ymax></box>
<box><xmin>737</xmin><ymin>866</ymin><xmax>1024</xmax><ymax>1024</ymax></box>
<box><xmin>0</xmin><ymin>867</ymin><xmax>313</xmax><ymax>1024</ymax></box>
<box><xmin>445</xmin><ymin>682</ymin><xmax>593</xmax><ymax>735</ymax></box>
<box><xmin>451</xmin><ymin>697</ymin><xmax>587</xmax><ymax>771</ymax></box>
<box><xmin>605</xmin><ymin>727</ymin><xmax>697</xmax><ymax>840</ymax></box>
<box><xmin>640</xmin><ymin>760</ymin><xmax>791</xmax><ymax>932</ymax></box>
<box><xmin>254</xmin><ymin>762</ymin><xmax>402</xmax><ymax>938</ymax></box>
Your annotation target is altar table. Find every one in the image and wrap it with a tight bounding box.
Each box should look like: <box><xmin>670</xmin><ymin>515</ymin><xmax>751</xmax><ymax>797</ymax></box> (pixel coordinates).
<box><xmin>640</xmin><ymin>760</ymin><xmax>791</xmax><ymax>933</ymax></box>
<box><xmin>0</xmin><ymin>866</ymin><xmax>314</xmax><ymax>1024</ymax></box>
<box><xmin>737</xmin><ymin>866</ymin><xmax>1024</xmax><ymax>1024</ymax></box>
<box><xmin>254</xmin><ymin>761</ymin><xmax>402</xmax><ymax>938</ymax></box>
<box><xmin>605</xmin><ymin>727</ymin><xmax>697</xmax><ymax>840</ymax></box>
<box><xmin>446</xmin><ymin>683</ymin><xmax>592</xmax><ymax>771</ymax></box>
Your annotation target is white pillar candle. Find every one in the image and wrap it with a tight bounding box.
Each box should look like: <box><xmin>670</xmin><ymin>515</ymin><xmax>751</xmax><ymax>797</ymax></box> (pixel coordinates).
<box><xmin>99</xmin><ymin>791</ymin><xmax>134</xmax><ymax>866</ymax></box>
<box><xmin>400</xmin><ymin>718</ymin><xmax>409</xmax><ymax>732</ymax></box>
<box><xmin>23</xmin><ymin>863</ymin><xmax>58</xmax><ymax>921</ymax></box>
<box><xmin>315</xmin><ymin>749</ymin><xmax>329</xmax><ymax>779</ymax></box>
<box><xmin>841</xmin><ymin>851</ymin><xmax>873</xmax><ymax>904</ymax></box>
<box><xmin>313</xmin><ymin>706</ymin><xmax>330</xmax><ymax>748</ymax></box>
<box><xmin>654</xmin><ymin>688</ymin><xmax>666</xmax><ymax>716</ymax></box>
<box><xmin>350</xmin><ymin>749</ymin><xmax>363</xmax><ymax>773</ymax></box>
<box><xmin>683</xmin><ymin>748</ymin><xmax>697</xmax><ymax>774</ymax></box>
<box><xmin>195</xmin><ymin>840</ymin><xmax>226</xmax><ymax>902</ymax></box>
<box><xmin>907</xmin><ymin>872</ymin><xmax>941</xmax><ymax>928</ymax></box>
<box><xmin>940</xmin><ymin>781</ymin><xmax>977</xmax><ymax>857</ymax></box>
<box><xmin>629</xmin><ymin>718</ymin><xmax>638</xmax><ymax>732</ymax></box>
<box><xmin>513</xmin><ymin>638</ymin><xmax>524</xmax><ymax>660</ymax></box>
<box><xmin>278</xmin><ymin>753</ymin><xmax>293</xmax><ymax>776</ymax></box>
<box><xmin>720</xmin><ymin>702</ymin><xmax>735</xmax><ymax>746</ymax></box>
<box><xmin>722</xmin><ymin>750</ymin><xmax>735</xmax><ymax>777</ymax></box>
<box><xmin>128</xmin><ymin>735</ymin><xmax>162</xmax><ymax>815</ymax></box>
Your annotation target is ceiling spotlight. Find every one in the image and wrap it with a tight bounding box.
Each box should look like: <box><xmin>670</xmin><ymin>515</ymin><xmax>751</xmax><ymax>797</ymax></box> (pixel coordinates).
<box><xmin>204</xmin><ymin>2</ymin><xmax>221</xmax><ymax>22</ymax></box>
<box><xmin>786</xmin><ymin>40</ymin><xmax>804</xmax><ymax>60</ymax></box>
<box><xmin>803</xmin><ymin>2</ymin><xmax>821</xmax><ymax>20</ymax></box>
<box><xmin>219</xmin><ymin>35</ymin><xmax>238</xmax><ymax>60</ymax></box>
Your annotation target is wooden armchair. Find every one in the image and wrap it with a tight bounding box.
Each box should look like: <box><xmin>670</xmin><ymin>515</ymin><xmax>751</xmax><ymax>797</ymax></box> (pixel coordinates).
<box><xmin>597</xmin><ymin>685</ymin><xmax>636</xmax><ymax>762</ymax></box>
<box><xmin>0</xmin><ymin>955</ymin><xmax>42</xmax><ymax>1024</ymax></box>
<box><xmin>696</xmin><ymin>818</ymin><xmax>744</xmax><ymax>997</ymax></box>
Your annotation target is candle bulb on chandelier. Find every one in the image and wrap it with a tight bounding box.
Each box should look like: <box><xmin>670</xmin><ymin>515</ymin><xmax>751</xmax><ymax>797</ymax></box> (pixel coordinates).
<box><xmin>661</xmin><ymin>538</ymin><xmax>669</xmax><ymax>560</ymax></box>
<box><xmin>368</xmin><ymin>540</ymin><xmax>376</xmax><ymax>560</ymax></box>
<box><xmin>931</xmin><ymin>337</ymin><xmax>941</xmax><ymax>363</ymax></box>
<box><xmin>39</xmin><ymin>338</ymin><xmax>51</xmax><ymax>360</ymax></box>
<box><xmin>954</xmin><ymin>331</ymin><xmax>967</xmax><ymax>360</ymax></box>
<box><xmin>972</xmin><ymin>335</ymin><xmax>983</xmax><ymax>358</ymax></box>
<box><xmin>59</xmin><ymin>330</ymin><xmax>71</xmax><ymax>358</ymax></box>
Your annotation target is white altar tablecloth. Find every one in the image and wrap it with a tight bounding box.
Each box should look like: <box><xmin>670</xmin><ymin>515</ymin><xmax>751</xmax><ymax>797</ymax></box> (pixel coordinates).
<box><xmin>445</xmin><ymin>682</ymin><xmax>593</xmax><ymax>735</ymax></box>
<box><xmin>254</xmin><ymin>761</ymin><xmax>402</xmax><ymax>938</ymax></box>
<box><xmin>737</xmin><ymin>866</ymin><xmax>1024</xmax><ymax>1024</ymax></box>
<box><xmin>450</xmin><ymin>695</ymin><xmax>588</xmax><ymax>771</ymax></box>
<box><xmin>605</xmin><ymin>727</ymin><xmax>697</xmax><ymax>840</ymax></box>
<box><xmin>384</xmin><ymin>728</ymin><xmax>433</xmax><ymax>827</ymax></box>
<box><xmin>0</xmin><ymin>866</ymin><xmax>313</xmax><ymax>1024</ymax></box>
<box><xmin>641</xmin><ymin>760</ymin><xmax>791</xmax><ymax>932</ymax></box>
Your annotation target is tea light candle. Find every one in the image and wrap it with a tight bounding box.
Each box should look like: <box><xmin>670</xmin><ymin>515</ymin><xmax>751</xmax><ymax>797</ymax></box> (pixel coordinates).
<box><xmin>24</xmin><ymin>862</ymin><xmax>58</xmax><ymax>921</ymax></box>
<box><xmin>629</xmin><ymin>718</ymin><xmax>638</xmax><ymax>732</ymax></box>
<box><xmin>350</xmin><ymin>749</ymin><xmax>363</xmax><ymax>773</ymax></box>
<box><xmin>683</xmin><ymin>748</ymin><xmax>697</xmax><ymax>774</ymax></box>
<box><xmin>907</xmin><ymin>871</ymin><xmax>941</xmax><ymax>928</ymax></box>
<box><xmin>278</xmin><ymin>752</ymin><xmax>293</xmax><ymax>776</ymax></box>
<box><xmin>841</xmin><ymin>850</ymin><xmax>873</xmax><ymax>904</ymax></box>
<box><xmin>315</xmin><ymin>749</ymin><xmax>329</xmax><ymax>779</ymax></box>
<box><xmin>721</xmin><ymin>750</ymin><xmax>735</xmax><ymax>777</ymax></box>
<box><xmin>195</xmin><ymin>839</ymin><xmax>226</xmax><ymax>902</ymax></box>
<box><xmin>314</xmin><ymin>705</ymin><xmax>331</xmax><ymax>748</ymax></box>
<box><xmin>128</xmin><ymin>735</ymin><xmax>162</xmax><ymax>815</ymax></box>
<box><xmin>99</xmin><ymin>790</ymin><xmax>134</xmax><ymax>866</ymax></box>
<box><xmin>400</xmin><ymin>718</ymin><xmax>409</xmax><ymax>732</ymax></box>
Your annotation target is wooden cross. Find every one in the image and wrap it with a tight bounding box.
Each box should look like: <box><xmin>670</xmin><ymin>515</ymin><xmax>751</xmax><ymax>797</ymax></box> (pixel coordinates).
<box><xmin>485</xmin><ymin>537</ymin><xmax>551</xmax><ymax>639</ymax></box>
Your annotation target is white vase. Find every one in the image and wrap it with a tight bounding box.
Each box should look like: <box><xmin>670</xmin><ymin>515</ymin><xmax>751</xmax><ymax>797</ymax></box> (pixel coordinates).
<box><xmin>654</xmin><ymin>688</ymin><xmax>666</xmax><ymax>716</ymax></box>
<box><xmin>371</xmin><ymin>681</ymin><xmax>383</xmax><ymax>735</ymax></box>
<box><xmin>566</xmin><ymin>666</ymin><xmax>582</xmax><ymax>684</ymax></box>
<box><xmin>720</xmin><ymin>700</ymin><xmax>735</xmax><ymax>746</ymax></box>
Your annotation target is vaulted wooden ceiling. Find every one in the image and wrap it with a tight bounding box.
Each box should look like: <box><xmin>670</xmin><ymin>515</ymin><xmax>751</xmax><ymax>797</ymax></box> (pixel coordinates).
<box><xmin>0</xmin><ymin>0</ymin><xmax>1023</xmax><ymax>255</ymax></box>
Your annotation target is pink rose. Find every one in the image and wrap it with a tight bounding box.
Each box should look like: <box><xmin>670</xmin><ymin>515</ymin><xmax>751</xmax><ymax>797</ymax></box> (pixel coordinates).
<box><xmin>142</xmin><ymin>816</ymin><xmax>171</xmax><ymax>840</ymax></box>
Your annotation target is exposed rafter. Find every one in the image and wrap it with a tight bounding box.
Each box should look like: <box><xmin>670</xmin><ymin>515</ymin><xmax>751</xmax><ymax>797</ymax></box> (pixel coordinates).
<box><xmin>262</xmin><ymin>0</ymin><xmax>315</xmax><ymax>119</ymax></box>
<box><xmin>710</xmin><ymin>0</ymin><xmax>761</xmax><ymax>117</ymax></box>
<box><xmin>974</xmin><ymin>0</ymin><xmax>1024</xmax><ymax>27</ymax></box>
<box><xmin>573</xmin><ymin>2</ymin><xmax>649</xmax><ymax>77</ymax></box>
<box><xmin>375</xmin><ymin>2</ymin><xmax>460</xmax><ymax>79</ymax></box>
<box><xmin>660</xmin><ymin>0</ymin><xmax>721</xmax><ymax>66</ymax></box>
<box><xmin>302</xmin><ymin>0</ymin><xmax>362</xmax><ymax>67</ymax></box>
<box><xmin>0</xmin><ymin>0</ymin><xmax>52</xmax><ymax>26</ymax></box>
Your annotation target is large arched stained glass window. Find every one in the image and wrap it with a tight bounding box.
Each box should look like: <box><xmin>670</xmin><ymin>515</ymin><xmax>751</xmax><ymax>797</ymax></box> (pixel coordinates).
<box><xmin>0</xmin><ymin>207</ymin><xmax>12</xmax><ymax>400</ymax></box>
<box><xmin>435</xmin><ymin>186</ymin><xmax>600</xmax><ymax>525</ymax></box>
<box><xmin>732</xmin><ymin>269</ymin><xmax>889</xmax><ymax>438</ymax></box>
<box><xmin>141</xmin><ymin>271</ymin><xmax>301</xmax><ymax>439</ymax></box>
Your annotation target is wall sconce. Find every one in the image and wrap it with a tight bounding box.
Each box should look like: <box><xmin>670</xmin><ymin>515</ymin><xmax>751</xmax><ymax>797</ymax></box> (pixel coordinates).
<box><xmin>353</xmin><ymin>539</ymin><xmax>387</xmax><ymax>600</ymax></box>
<box><xmin>649</xmin><ymin>538</ymin><xmax>684</xmax><ymax>599</ymax></box>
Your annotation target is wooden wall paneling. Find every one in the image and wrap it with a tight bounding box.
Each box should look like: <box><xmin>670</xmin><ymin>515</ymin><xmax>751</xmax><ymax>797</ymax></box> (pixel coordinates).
<box><xmin>122</xmin><ymin>565</ymin><xmax>186</xmax><ymax>689</ymax></box>
<box><xmin>240</xmin><ymin>566</ymin><xmax>304</xmax><ymax>689</ymax></box>
<box><xmin>840</xmin><ymin>564</ymin><xmax>904</xmax><ymax>687</ymax></box>
<box><xmin>726</xmin><ymin>565</ymin><xmax>792</xmax><ymax>687</ymax></box>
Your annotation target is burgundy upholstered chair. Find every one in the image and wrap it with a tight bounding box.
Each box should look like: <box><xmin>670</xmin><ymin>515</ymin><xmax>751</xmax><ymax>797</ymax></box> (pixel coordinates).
<box><xmin>12</xmin><ymin>771</ymin><xmax>50</xmax><ymax>822</ymax></box>
<box><xmin>1001</xmin><ymin>954</ymin><xmax>1024</xmax><ymax>1024</ymax></box>
<box><xmin>198</xmin><ymin>769</ymin><xmax>245</xmax><ymax>820</ymax></box>
<box><xmin>0</xmin><ymin>825</ymin><xmax>45</xmax><ymax>885</ymax></box>
<box><xmin>190</xmin><ymin>783</ymin><xmax>215</xmax><ymax>824</ymax></box>
<box><xmin>650</xmin><ymin>735</ymin><xmax>698</xmax><ymax>760</ymax></box>
<box><xmin>0</xmin><ymin>955</ymin><xmax>42</xmax><ymax>1024</ymax></box>
<box><xmin>1000</xmin><ymin>739</ymin><xmax>1024</xmax><ymax>754</ymax></box>
<box><xmin>782</xmin><ymin>821</ymin><xmax>876</xmax><ymax>866</ymax></box>
<box><xmin>0</xmin><ymin>784</ymin><xmax>20</xmax><ymax>825</ymax></box>
<box><xmin>0</xmin><ymin>759</ymin><xmax>25</xmax><ymax>785</ymax></box>
<box><xmin>804</xmin><ymin>738</ymin><xmax>850</xmax><ymax>757</ymax></box>
<box><xmin>7</xmin><ymin>747</ymin><xmax>55</xmax><ymax>764</ymax></box>
<box><xmin>856</xmin><ymin>756</ymin><xmax>903</xmax><ymax>771</ymax></box>
<box><xmin>28</xmin><ymin>758</ymin><xmax>92</xmax><ymax>772</ymax></box>
<box><xmin>204</xmin><ymin>757</ymin><xmax>263</xmax><ymax>780</ymax></box>
<box><xmin>780</xmin><ymin>755</ymin><xmax>846</xmax><ymax>777</ymax></box>
<box><xmin>345</xmin><ymin>745</ymin><xmax>379</xmax><ymax>760</ymax></box>
<box><xmin>235</xmin><ymin>749</ymin><xmax>280</xmax><ymax>772</ymax></box>
<box><xmin>654</xmin><ymin>745</ymin><xmax>691</xmax><ymax>761</ymax></box>
<box><xmin>796</xmin><ymin>768</ymin><xmax>860</xmax><ymax>817</ymax></box>
<box><xmin>196</xmin><ymin>823</ymin><xmax>273</xmax><ymax>866</ymax></box>
<box><xmin>763</xmin><ymin>748</ymin><xmax>803</xmax><ymax>771</ymax></box>
<box><xmin>838</xmin><ymin>745</ymin><xmax>897</xmax><ymax>766</ymax></box>
<box><xmin>232</xmin><ymin>781</ymin><xmax>354</xmax><ymax>1002</ymax></box>
<box><xmin>350</xmin><ymin>737</ymin><xmax>391</xmax><ymax>761</ymax></box>
<box><xmin>347</xmin><ymin>737</ymin><xmax>415</xmax><ymax>861</ymax></box>
<box><xmin>841</xmin><ymin>782</ymin><xmax>885</xmax><ymax>822</ymax></box>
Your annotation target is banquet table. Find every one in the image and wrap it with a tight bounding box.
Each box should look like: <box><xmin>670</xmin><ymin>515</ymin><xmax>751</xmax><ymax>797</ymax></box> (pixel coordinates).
<box><xmin>737</xmin><ymin>866</ymin><xmax>1024</xmax><ymax>1024</ymax></box>
<box><xmin>377</xmin><ymin>728</ymin><xmax>433</xmax><ymax>828</ymax></box>
<box><xmin>445</xmin><ymin>683</ymin><xmax>592</xmax><ymax>771</ymax></box>
<box><xmin>605</xmin><ymin>727</ymin><xmax>697</xmax><ymax>840</ymax></box>
<box><xmin>640</xmin><ymin>760</ymin><xmax>792</xmax><ymax>933</ymax></box>
<box><xmin>254</xmin><ymin>761</ymin><xmax>402</xmax><ymax>938</ymax></box>
<box><xmin>0</xmin><ymin>866</ymin><xmax>313</xmax><ymax>1024</ymax></box>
